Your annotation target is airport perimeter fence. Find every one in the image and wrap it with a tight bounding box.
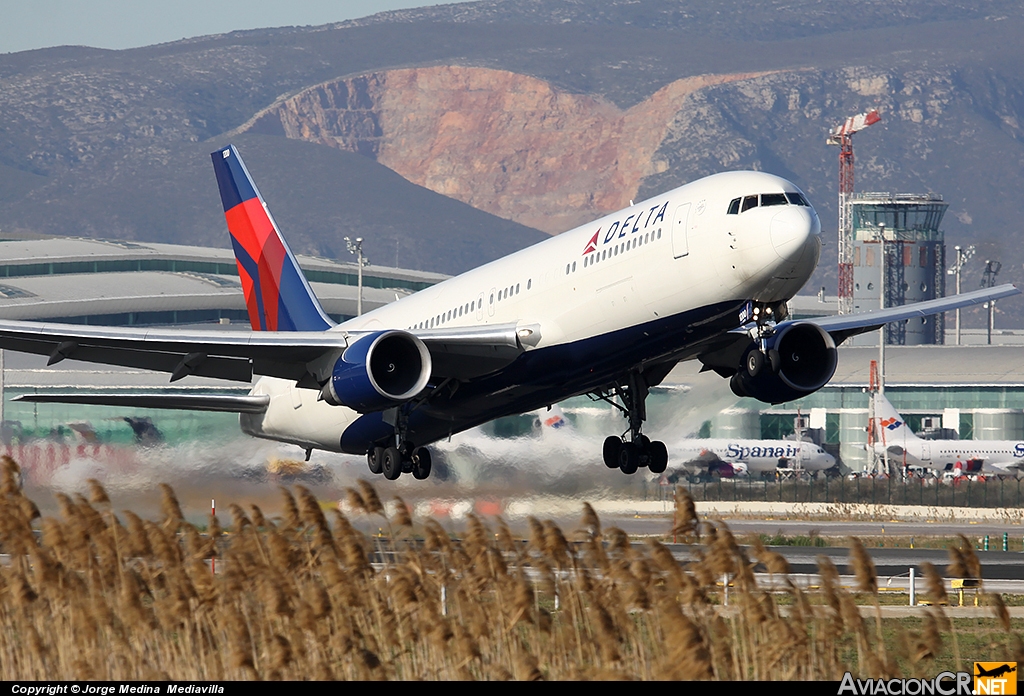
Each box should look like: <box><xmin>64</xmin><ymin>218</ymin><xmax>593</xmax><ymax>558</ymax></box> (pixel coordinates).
<box><xmin>655</xmin><ymin>476</ymin><xmax>1024</xmax><ymax>509</ymax></box>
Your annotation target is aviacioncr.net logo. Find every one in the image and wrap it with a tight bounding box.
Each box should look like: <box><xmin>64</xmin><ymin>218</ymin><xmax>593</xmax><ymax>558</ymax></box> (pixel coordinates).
<box><xmin>975</xmin><ymin>662</ymin><xmax>1017</xmax><ymax>695</ymax></box>
<box><xmin>838</xmin><ymin>671</ymin><xmax>972</xmax><ymax>695</ymax></box>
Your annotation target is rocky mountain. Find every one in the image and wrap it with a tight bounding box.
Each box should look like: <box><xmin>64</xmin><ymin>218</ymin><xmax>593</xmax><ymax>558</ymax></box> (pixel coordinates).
<box><xmin>1</xmin><ymin>0</ymin><xmax>1023</xmax><ymax>322</ymax></box>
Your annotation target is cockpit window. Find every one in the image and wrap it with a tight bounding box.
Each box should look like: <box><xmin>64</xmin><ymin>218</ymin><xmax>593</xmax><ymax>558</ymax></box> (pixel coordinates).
<box><xmin>732</xmin><ymin>192</ymin><xmax>811</xmax><ymax>213</ymax></box>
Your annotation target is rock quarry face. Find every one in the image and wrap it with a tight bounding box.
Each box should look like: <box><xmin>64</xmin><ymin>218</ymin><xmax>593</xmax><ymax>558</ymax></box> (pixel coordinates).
<box><xmin>245</xmin><ymin>66</ymin><xmax>771</xmax><ymax>233</ymax></box>
<box><xmin>239</xmin><ymin>61</ymin><xmax>1024</xmax><ymax>307</ymax></box>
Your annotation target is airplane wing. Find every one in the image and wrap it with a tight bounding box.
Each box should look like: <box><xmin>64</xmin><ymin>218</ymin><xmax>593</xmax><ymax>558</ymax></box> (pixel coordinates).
<box><xmin>0</xmin><ymin>319</ymin><xmax>527</xmax><ymax>384</ymax></box>
<box><xmin>697</xmin><ymin>284</ymin><xmax>1019</xmax><ymax>375</ymax></box>
<box><xmin>812</xmin><ymin>284</ymin><xmax>1020</xmax><ymax>344</ymax></box>
<box><xmin>14</xmin><ymin>393</ymin><xmax>271</xmax><ymax>413</ymax></box>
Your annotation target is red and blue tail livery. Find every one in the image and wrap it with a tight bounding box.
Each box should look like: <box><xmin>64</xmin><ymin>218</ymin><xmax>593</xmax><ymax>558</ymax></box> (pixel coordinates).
<box><xmin>211</xmin><ymin>145</ymin><xmax>334</xmax><ymax>332</ymax></box>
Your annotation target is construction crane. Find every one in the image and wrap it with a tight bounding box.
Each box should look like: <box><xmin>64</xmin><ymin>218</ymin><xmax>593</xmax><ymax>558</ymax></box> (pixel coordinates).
<box><xmin>827</xmin><ymin>109</ymin><xmax>881</xmax><ymax>314</ymax></box>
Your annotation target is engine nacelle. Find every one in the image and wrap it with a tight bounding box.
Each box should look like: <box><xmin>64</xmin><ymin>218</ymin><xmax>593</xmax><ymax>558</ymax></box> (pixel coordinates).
<box><xmin>729</xmin><ymin>321</ymin><xmax>837</xmax><ymax>404</ymax></box>
<box><xmin>321</xmin><ymin>330</ymin><xmax>431</xmax><ymax>413</ymax></box>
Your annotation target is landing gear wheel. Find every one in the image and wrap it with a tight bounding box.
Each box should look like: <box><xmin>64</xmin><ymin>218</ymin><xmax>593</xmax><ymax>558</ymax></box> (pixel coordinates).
<box><xmin>636</xmin><ymin>434</ymin><xmax>652</xmax><ymax>468</ymax></box>
<box><xmin>648</xmin><ymin>440</ymin><xmax>669</xmax><ymax>475</ymax></box>
<box><xmin>746</xmin><ymin>349</ymin><xmax>764</xmax><ymax>377</ymax></box>
<box><xmin>367</xmin><ymin>446</ymin><xmax>384</xmax><ymax>475</ymax></box>
<box><xmin>603</xmin><ymin>436</ymin><xmax>622</xmax><ymax>469</ymax></box>
<box><xmin>381</xmin><ymin>446</ymin><xmax>402</xmax><ymax>480</ymax></box>
<box><xmin>618</xmin><ymin>442</ymin><xmax>639</xmax><ymax>475</ymax></box>
<box><xmin>412</xmin><ymin>447</ymin><xmax>432</xmax><ymax>480</ymax></box>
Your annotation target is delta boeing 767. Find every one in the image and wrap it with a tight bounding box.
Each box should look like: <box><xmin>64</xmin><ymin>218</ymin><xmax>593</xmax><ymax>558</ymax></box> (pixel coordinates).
<box><xmin>0</xmin><ymin>145</ymin><xmax>1015</xmax><ymax>481</ymax></box>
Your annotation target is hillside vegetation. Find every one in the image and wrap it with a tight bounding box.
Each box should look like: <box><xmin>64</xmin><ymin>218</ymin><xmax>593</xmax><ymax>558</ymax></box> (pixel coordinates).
<box><xmin>1</xmin><ymin>0</ymin><xmax>1022</xmax><ymax>319</ymax></box>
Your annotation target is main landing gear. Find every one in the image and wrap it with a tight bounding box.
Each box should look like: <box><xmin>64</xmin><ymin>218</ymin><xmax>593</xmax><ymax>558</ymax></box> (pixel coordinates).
<box><xmin>365</xmin><ymin>404</ymin><xmax>433</xmax><ymax>480</ymax></box>
<box><xmin>595</xmin><ymin>371</ymin><xmax>669</xmax><ymax>475</ymax></box>
<box><xmin>367</xmin><ymin>444</ymin><xmax>432</xmax><ymax>481</ymax></box>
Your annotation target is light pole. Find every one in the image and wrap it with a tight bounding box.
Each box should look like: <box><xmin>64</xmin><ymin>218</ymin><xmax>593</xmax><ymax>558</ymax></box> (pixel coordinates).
<box><xmin>981</xmin><ymin>259</ymin><xmax>1002</xmax><ymax>345</ymax></box>
<box><xmin>877</xmin><ymin>224</ymin><xmax>889</xmax><ymax>476</ymax></box>
<box><xmin>344</xmin><ymin>236</ymin><xmax>368</xmax><ymax>316</ymax></box>
<box><xmin>946</xmin><ymin>244</ymin><xmax>975</xmax><ymax>345</ymax></box>
<box><xmin>877</xmin><ymin>224</ymin><xmax>886</xmax><ymax>395</ymax></box>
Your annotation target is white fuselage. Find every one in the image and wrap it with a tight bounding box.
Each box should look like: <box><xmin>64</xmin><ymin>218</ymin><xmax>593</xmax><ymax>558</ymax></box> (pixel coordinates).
<box><xmin>674</xmin><ymin>438</ymin><xmax>836</xmax><ymax>475</ymax></box>
<box><xmin>241</xmin><ymin>170</ymin><xmax>822</xmax><ymax>452</ymax></box>
<box><xmin>871</xmin><ymin>438</ymin><xmax>1024</xmax><ymax>475</ymax></box>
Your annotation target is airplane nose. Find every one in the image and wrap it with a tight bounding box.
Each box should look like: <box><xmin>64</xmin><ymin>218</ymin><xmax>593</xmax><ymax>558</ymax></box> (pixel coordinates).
<box><xmin>770</xmin><ymin>207</ymin><xmax>818</xmax><ymax>262</ymax></box>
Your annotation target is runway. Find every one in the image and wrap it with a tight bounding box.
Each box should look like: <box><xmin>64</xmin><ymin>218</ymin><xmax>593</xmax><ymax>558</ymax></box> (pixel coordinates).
<box><xmin>653</xmin><ymin>543</ymin><xmax>1024</xmax><ymax>581</ymax></box>
<box><xmin>718</xmin><ymin>519</ymin><xmax>1024</xmax><ymax>539</ymax></box>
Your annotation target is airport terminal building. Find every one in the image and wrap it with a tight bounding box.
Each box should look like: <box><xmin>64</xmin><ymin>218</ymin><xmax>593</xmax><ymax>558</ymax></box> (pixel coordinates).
<box><xmin>0</xmin><ymin>237</ymin><xmax>445</xmax><ymax>326</ymax></box>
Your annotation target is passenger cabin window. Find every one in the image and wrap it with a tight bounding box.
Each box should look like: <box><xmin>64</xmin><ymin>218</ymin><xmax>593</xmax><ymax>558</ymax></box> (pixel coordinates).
<box><xmin>741</xmin><ymin>195</ymin><xmax>758</xmax><ymax>212</ymax></box>
<box><xmin>727</xmin><ymin>198</ymin><xmax>741</xmax><ymax>215</ymax></box>
<box><xmin>761</xmin><ymin>193</ymin><xmax>787</xmax><ymax>207</ymax></box>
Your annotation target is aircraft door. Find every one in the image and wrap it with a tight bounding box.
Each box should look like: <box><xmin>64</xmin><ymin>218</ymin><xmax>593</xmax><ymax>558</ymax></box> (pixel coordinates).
<box><xmin>488</xmin><ymin>288</ymin><xmax>496</xmax><ymax>317</ymax></box>
<box><xmin>476</xmin><ymin>292</ymin><xmax>485</xmax><ymax>320</ymax></box>
<box><xmin>672</xmin><ymin>203</ymin><xmax>692</xmax><ymax>259</ymax></box>
<box><xmin>921</xmin><ymin>443</ymin><xmax>931</xmax><ymax>461</ymax></box>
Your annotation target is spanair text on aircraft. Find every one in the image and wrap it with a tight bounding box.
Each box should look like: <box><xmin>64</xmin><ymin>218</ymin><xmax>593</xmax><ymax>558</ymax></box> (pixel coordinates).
<box><xmin>0</xmin><ymin>145</ymin><xmax>1016</xmax><ymax>481</ymax></box>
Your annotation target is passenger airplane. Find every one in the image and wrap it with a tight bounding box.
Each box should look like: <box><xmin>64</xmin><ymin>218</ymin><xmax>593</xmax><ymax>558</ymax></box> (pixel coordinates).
<box><xmin>669</xmin><ymin>438</ymin><xmax>835</xmax><ymax>479</ymax></box>
<box><xmin>0</xmin><ymin>145</ymin><xmax>1016</xmax><ymax>481</ymax></box>
<box><xmin>870</xmin><ymin>392</ymin><xmax>1024</xmax><ymax>476</ymax></box>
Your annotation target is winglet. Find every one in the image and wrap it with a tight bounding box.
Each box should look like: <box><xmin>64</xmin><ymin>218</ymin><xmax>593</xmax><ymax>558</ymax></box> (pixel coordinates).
<box><xmin>211</xmin><ymin>145</ymin><xmax>335</xmax><ymax>332</ymax></box>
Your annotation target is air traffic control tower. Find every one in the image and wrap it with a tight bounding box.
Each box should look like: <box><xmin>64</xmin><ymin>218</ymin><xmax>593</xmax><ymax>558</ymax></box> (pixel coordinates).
<box><xmin>850</xmin><ymin>192</ymin><xmax>948</xmax><ymax>345</ymax></box>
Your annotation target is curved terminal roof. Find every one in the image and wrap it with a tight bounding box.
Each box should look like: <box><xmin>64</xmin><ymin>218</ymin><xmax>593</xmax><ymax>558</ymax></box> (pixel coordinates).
<box><xmin>0</xmin><ymin>237</ymin><xmax>448</xmax><ymax>326</ymax></box>
<box><xmin>829</xmin><ymin>345</ymin><xmax>1024</xmax><ymax>388</ymax></box>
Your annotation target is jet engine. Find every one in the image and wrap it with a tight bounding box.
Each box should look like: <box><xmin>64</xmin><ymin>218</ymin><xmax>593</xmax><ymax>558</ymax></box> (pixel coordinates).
<box><xmin>729</xmin><ymin>321</ymin><xmax>837</xmax><ymax>404</ymax></box>
<box><xmin>321</xmin><ymin>330</ymin><xmax>431</xmax><ymax>413</ymax></box>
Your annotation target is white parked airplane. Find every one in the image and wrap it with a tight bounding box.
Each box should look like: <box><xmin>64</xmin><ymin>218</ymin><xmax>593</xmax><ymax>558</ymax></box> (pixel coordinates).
<box><xmin>669</xmin><ymin>438</ymin><xmax>835</xmax><ymax>479</ymax></box>
<box><xmin>870</xmin><ymin>392</ymin><xmax>1024</xmax><ymax>476</ymax></box>
<box><xmin>1</xmin><ymin>145</ymin><xmax>1015</xmax><ymax>481</ymax></box>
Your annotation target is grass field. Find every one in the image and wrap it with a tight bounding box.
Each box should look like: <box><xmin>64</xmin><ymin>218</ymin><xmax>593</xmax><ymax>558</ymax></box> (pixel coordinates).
<box><xmin>0</xmin><ymin>457</ymin><xmax>1019</xmax><ymax>680</ymax></box>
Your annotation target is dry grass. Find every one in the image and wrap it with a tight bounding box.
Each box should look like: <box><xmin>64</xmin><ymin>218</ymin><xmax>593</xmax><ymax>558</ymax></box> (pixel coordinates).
<box><xmin>0</xmin><ymin>461</ymin><xmax>1019</xmax><ymax>680</ymax></box>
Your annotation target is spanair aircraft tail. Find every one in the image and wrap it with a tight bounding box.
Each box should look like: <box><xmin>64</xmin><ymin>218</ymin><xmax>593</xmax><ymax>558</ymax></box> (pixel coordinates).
<box><xmin>211</xmin><ymin>145</ymin><xmax>335</xmax><ymax>332</ymax></box>
<box><xmin>873</xmin><ymin>392</ymin><xmax>921</xmax><ymax>442</ymax></box>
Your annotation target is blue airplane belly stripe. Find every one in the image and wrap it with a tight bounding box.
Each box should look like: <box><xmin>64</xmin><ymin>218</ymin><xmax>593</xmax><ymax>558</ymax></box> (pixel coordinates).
<box><xmin>340</xmin><ymin>298</ymin><xmax>745</xmax><ymax>453</ymax></box>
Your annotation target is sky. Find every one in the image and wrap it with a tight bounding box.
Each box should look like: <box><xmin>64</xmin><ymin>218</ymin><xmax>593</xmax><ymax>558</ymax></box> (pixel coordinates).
<box><xmin>0</xmin><ymin>1</ymin><xmax>439</xmax><ymax>54</ymax></box>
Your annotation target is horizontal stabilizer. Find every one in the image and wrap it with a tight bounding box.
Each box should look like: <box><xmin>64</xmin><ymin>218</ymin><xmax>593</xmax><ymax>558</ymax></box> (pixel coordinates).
<box><xmin>14</xmin><ymin>393</ymin><xmax>270</xmax><ymax>413</ymax></box>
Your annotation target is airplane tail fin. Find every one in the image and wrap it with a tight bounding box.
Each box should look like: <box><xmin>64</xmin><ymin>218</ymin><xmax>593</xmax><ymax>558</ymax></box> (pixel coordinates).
<box><xmin>211</xmin><ymin>145</ymin><xmax>335</xmax><ymax>332</ymax></box>
<box><xmin>873</xmin><ymin>392</ymin><xmax>921</xmax><ymax>442</ymax></box>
